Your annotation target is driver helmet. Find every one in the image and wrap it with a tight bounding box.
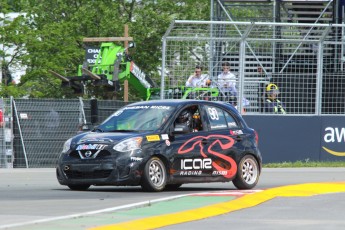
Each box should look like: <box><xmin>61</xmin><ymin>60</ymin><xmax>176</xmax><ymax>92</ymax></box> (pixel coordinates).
<box><xmin>177</xmin><ymin>110</ymin><xmax>192</xmax><ymax>127</ymax></box>
<box><xmin>266</xmin><ymin>83</ymin><xmax>280</xmax><ymax>95</ymax></box>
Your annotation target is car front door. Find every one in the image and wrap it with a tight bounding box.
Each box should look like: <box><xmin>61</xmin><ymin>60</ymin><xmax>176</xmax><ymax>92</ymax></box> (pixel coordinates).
<box><xmin>167</xmin><ymin>105</ymin><xmax>213</xmax><ymax>181</ymax></box>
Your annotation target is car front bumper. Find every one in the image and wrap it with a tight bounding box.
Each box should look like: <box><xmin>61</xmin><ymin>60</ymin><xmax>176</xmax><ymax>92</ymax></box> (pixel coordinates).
<box><xmin>56</xmin><ymin>158</ymin><xmax>143</xmax><ymax>186</ymax></box>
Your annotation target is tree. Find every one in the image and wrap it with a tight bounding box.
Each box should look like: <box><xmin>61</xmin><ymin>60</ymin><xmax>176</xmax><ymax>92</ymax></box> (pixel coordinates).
<box><xmin>0</xmin><ymin>0</ymin><xmax>27</xmax><ymax>96</ymax></box>
<box><xmin>1</xmin><ymin>0</ymin><xmax>210</xmax><ymax>99</ymax></box>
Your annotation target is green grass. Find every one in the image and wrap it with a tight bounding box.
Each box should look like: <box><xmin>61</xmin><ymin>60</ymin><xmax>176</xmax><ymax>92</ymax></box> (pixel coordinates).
<box><xmin>263</xmin><ymin>160</ymin><xmax>345</xmax><ymax>168</ymax></box>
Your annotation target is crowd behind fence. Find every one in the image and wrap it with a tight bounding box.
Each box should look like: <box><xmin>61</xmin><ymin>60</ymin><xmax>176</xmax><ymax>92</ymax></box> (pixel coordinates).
<box><xmin>1</xmin><ymin>22</ymin><xmax>345</xmax><ymax>168</ymax></box>
<box><xmin>161</xmin><ymin>21</ymin><xmax>345</xmax><ymax>115</ymax></box>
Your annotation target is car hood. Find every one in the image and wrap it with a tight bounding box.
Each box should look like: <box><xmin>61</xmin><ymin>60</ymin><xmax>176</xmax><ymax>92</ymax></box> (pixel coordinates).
<box><xmin>73</xmin><ymin>131</ymin><xmax>142</xmax><ymax>144</ymax></box>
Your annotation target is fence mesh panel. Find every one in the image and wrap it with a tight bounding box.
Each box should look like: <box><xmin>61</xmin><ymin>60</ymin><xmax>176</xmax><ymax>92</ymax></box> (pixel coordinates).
<box><xmin>0</xmin><ymin>98</ymin><xmax>132</xmax><ymax>168</ymax></box>
<box><xmin>162</xmin><ymin>20</ymin><xmax>345</xmax><ymax>114</ymax></box>
<box><xmin>0</xmin><ymin>98</ymin><xmax>13</xmax><ymax>168</ymax></box>
<box><xmin>13</xmin><ymin>99</ymin><xmax>81</xmax><ymax>168</ymax></box>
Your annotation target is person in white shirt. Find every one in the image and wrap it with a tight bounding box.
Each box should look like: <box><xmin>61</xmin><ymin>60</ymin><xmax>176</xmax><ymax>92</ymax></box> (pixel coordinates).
<box><xmin>185</xmin><ymin>66</ymin><xmax>209</xmax><ymax>88</ymax></box>
<box><xmin>217</xmin><ymin>62</ymin><xmax>237</xmax><ymax>96</ymax></box>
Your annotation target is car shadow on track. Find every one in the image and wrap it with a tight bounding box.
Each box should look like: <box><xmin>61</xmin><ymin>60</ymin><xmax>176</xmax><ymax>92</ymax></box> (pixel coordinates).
<box><xmin>53</xmin><ymin>186</ymin><xmax>237</xmax><ymax>193</ymax></box>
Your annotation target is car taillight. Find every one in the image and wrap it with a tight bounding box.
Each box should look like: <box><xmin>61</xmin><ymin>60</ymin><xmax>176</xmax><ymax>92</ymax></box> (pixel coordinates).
<box><xmin>254</xmin><ymin>130</ymin><xmax>259</xmax><ymax>145</ymax></box>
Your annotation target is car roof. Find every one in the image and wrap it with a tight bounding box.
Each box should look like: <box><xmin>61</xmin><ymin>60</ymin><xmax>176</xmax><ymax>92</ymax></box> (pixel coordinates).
<box><xmin>127</xmin><ymin>99</ymin><xmax>240</xmax><ymax>116</ymax></box>
<box><xmin>128</xmin><ymin>99</ymin><xmax>230</xmax><ymax>107</ymax></box>
<box><xmin>121</xmin><ymin>100</ymin><xmax>247</xmax><ymax>128</ymax></box>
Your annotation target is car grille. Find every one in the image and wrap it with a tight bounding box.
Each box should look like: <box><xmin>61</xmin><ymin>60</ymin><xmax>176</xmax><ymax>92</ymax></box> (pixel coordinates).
<box><xmin>69</xmin><ymin>150</ymin><xmax>111</xmax><ymax>159</ymax></box>
<box><xmin>65</xmin><ymin>170</ymin><xmax>112</xmax><ymax>179</ymax></box>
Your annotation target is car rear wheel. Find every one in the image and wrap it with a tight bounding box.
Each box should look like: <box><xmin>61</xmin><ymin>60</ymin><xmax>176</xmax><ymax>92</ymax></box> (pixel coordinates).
<box><xmin>67</xmin><ymin>184</ymin><xmax>90</xmax><ymax>191</ymax></box>
<box><xmin>232</xmin><ymin>155</ymin><xmax>259</xmax><ymax>189</ymax></box>
<box><xmin>141</xmin><ymin>157</ymin><xmax>167</xmax><ymax>192</ymax></box>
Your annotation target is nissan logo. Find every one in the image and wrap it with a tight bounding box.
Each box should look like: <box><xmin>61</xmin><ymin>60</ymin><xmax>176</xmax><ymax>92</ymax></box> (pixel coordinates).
<box><xmin>85</xmin><ymin>151</ymin><xmax>92</xmax><ymax>158</ymax></box>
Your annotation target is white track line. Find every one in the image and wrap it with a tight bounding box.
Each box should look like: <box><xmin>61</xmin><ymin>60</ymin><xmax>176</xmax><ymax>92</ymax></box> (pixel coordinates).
<box><xmin>0</xmin><ymin>190</ymin><xmax>261</xmax><ymax>229</ymax></box>
<box><xmin>0</xmin><ymin>194</ymin><xmax>190</xmax><ymax>229</ymax></box>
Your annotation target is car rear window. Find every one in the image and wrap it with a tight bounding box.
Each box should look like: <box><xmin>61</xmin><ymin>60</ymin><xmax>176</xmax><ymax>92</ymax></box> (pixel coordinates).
<box><xmin>205</xmin><ymin>105</ymin><xmax>239</xmax><ymax>130</ymax></box>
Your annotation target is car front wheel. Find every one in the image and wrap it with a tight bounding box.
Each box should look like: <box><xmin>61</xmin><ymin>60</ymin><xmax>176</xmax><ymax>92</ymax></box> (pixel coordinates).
<box><xmin>232</xmin><ymin>155</ymin><xmax>260</xmax><ymax>189</ymax></box>
<box><xmin>141</xmin><ymin>157</ymin><xmax>167</xmax><ymax>192</ymax></box>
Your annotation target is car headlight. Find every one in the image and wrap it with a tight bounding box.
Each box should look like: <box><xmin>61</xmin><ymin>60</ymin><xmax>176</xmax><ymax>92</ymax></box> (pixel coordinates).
<box><xmin>113</xmin><ymin>137</ymin><xmax>143</xmax><ymax>152</ymax></box>
<box><xmin>62</xmin><ymin>138</ymin><xmax>72</xmax><ymax>153</ymax></box>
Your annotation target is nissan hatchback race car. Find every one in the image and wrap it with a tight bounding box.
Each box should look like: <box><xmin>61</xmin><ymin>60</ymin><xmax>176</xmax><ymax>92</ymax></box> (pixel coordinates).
<box><xmin>56</xmin><ymin>100</ymin><xmax>262</xmax><ymax>192</ymax></box>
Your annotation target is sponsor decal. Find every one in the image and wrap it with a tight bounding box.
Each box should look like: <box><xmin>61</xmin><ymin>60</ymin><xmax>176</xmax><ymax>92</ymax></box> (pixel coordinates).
<box><xmin>161</xmin><ymin>134</ymin><xmax>169</xmax><ymax>140</ymax></box>
<box><xmin>78</xmin><ymin>138</ymin><xmax>114</xmax><ymax>143</ymax></box>
<box><xmin>228</xmin><ymin>122</ymin><xmax>237</xmax><ymax>128</ymax></box>
<box><xmin>178</xmin><ymin>134</ymin><xmax>237</xmax><ymax>178</ymax></box>
<box><xmin>131</xmin><ymin>157</ymin><xmax>143</xmax><ymax>162</ymax></box>
<box><xmin>122</xmin><ymin>106</ymin><xmax>150</xmax><ymax>111</ymax></box>
<box><xmin>210</xmin><ymin>124</ymin><xmax>227</xmax><ymax>129</ymax></box>
<box><xmin>230</xmin><ymin>130</ymin><xmax>243</xmax><ymax>135</ymax></box>
<box><xmin>150</xmin><ymin>106</ymin><xmax>171</xmax><ymax>110</ymax></box>
<box><xmin>212</xmin><ymin>171</ymin><xmax>228</xmax><ymax>176</ymax></box>
<box><xmin>165</xmin><ymin>140</ymin><xmax>171</xmax><ymax>146</ymax></box>
<box><xmin>181</xmin><ymin>158</ymin><xmax>212</xmax><ymax>170</ymax></box>
<box><xmin>76</xmin><ymin>144</ymin><xmax>107</xmax><ymax>150</ymax></box>
<box><xmin>116</xmin><ymin>106</ymin><xmax>170</xmax><ymax>116</ymax></box>
<box><xmin>146</xmin><ymin>135</ymin><xmax>160</xmax><ymax>141</ymax></box>
<box><xmin>179</xmin><ymin>171</ymin><xmax>202</xmax><ymax>176</ymax></box>
<box><xmin>322</xmin><ymin>127</ymin><xmax>345</xmax><ymax>156</ymax></box>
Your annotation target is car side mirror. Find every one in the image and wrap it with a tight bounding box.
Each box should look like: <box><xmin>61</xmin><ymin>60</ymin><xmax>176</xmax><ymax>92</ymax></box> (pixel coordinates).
<box><xmin>172</xmin><ymin>124</ymin><xmax>190</xmax><ymax>135</ymax></box>
<box><xmin>77</xmin><ymin>123</ymin><xmax>92</xmax><ymax>134</ymax></box>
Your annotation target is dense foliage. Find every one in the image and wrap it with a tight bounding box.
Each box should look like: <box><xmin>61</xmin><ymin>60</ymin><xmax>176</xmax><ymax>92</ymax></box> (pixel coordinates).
<box><xmin>1</xmin><ymin>0</ymin><xmax>210</xmax><ymax>99</ymax></box>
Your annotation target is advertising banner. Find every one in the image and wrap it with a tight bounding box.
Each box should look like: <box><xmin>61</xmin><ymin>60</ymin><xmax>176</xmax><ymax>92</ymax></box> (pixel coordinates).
<box><xmin>320</xmin><ymin>116</ymin><xmax>345</xmax><ymax>160</ymax></box>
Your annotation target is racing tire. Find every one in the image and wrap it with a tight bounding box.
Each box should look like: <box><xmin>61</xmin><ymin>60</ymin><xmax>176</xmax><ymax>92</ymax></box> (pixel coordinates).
<box><xmin>67</xmin><ymin>184</ymin><xmax>90</xmax><ymax>191</ymax></box>
<box><xmin>164</xmin><ymin>184</ymin><xmax>182</xmax><ymax>191</ymax></box>
<box><xmin>232</xmin><ymin>155</ymin><xmax>260</xmax><ymax>189</ymax></box>
<box><xmin>141</xmin><ymin>157</ymin><xmax>167</xmax><ymax>192</ymax></box>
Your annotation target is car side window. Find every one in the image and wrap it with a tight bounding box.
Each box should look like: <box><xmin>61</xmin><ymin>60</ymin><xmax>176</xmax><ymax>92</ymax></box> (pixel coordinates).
<box><xmin>224</xmin><ymin>111</ymin><xmax>239</xmax><ymax>129</ymax></box>
<box><xmin>205</xmin><ymin>106</ymin><xmax>228</xmax><ymax>130</ymax></box>
<box><xmin>205</xmin><ymin>105</ymin><xmax>239</xmax><ymax>130</ymax></box>
<box><xmin>174</xmin><ymin>105</ymin><xmax>204</xmax><ymax>133</ymax></box>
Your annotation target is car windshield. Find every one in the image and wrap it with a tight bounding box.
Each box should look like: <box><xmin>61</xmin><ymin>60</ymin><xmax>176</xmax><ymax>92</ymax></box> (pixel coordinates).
<box><xmin>97</xmin><ymin>105</ymin><xmax>175</xmax><ymax>132</ymax></box>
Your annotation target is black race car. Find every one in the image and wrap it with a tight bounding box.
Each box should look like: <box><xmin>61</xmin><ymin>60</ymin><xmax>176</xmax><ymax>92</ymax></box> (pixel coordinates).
<box><xmin>56</xmin><ymin>100</ymin><xmax>262</xmax><ymax>192</ymax></box>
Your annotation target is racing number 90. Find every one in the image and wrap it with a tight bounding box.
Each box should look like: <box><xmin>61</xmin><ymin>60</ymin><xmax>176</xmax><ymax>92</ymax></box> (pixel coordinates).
<box><xmin>207</xmin><ymin>107</ymin><xmax>219</xmax><ymax>120</ymax></box>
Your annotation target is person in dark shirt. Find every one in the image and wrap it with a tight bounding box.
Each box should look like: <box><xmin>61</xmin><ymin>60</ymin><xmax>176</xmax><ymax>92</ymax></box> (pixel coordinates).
<box><xmin>264</xmin><ymin>83</ymin><xmax>286</xmax><ymax>114</ymax></box>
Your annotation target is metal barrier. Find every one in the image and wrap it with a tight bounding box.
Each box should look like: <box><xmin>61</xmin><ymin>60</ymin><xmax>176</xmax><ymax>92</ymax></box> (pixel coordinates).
<box><xmin>0</xmin><ymin>98</ymin><xmax>129</xmax><ymax>168</ymax></box>
<box><xmin>12</xmin><ymin>99</ymin><xmax>82</xmax><ymax>168</ymax></box>
<box><xmin>1</xmin><ymin>98</ymin><xmax>345</xmax><ymax>167</ymax></box>
<box><xmin>0</xmin><ymin>98</ymin><xmax>13</xmax><ymax>168</ymax></box>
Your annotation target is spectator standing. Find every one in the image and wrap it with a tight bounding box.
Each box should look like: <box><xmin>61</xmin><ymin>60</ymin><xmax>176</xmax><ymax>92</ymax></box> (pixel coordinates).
<box><xmin>217</xmin><ymin>62</ymin><xmax>237</xmax><ymax>97</ymax></box>
<box><xmin>264</xmin><ymin>83</ymin><xmax>286</xmax><ymax>114</ymax></box>
<box><xmin>185</xmin><ymin>65</ymin><xmax>209</xmax><ymax>88</ymax></box>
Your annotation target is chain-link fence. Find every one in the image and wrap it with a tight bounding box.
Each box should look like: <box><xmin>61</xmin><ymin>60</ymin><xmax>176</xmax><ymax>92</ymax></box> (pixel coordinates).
<box><xmin>0</xmin><ymin>98</ymin><xmax>13</xmax><ymax>168</ymax></box>
<box><xmin>161</xmin><ymin>20</ymin><xmax>345</xmax><ymax>115</ymax></box>
<box><xmin>12</xmin><ymin>99</ymin><xmax>82</xmax><ymax>168</ymax></box>
<box><xmin>0</xmin><ymin>98</ymin><xmax>130</xmax><ymax>168</ymax></box>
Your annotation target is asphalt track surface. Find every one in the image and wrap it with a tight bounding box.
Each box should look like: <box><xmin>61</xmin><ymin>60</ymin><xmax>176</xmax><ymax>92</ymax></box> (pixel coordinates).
<box><xmin>0</xmin><ymin>168</ymin><xmax>345</xmax><ymax>230</ymax></box>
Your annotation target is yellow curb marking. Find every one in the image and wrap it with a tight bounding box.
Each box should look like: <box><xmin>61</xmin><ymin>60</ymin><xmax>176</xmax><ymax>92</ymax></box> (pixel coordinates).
<box><xmin>89</xmin><ymin>182</ymin><xmax>345</xmax><ymax>230</ymax></box>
